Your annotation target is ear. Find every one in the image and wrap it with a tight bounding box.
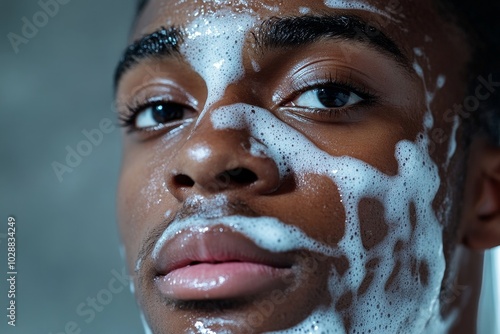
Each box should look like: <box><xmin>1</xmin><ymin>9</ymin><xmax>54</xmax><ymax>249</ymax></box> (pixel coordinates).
<box><xmin>462</xmin><ymin>139</ymin><xmax>500</xmax><ymax>250</ymax></box>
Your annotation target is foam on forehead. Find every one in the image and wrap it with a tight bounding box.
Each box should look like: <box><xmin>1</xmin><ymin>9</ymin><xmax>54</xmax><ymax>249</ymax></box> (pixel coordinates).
<box><xmin>180</xmin><ymin>9</ymin><xmax>255</xmax><ymax>124</ymax></box>
<box><xmin>324</xmin><ymin>0</ymin><xmax>393</xmax><ymax>18</ymax></box>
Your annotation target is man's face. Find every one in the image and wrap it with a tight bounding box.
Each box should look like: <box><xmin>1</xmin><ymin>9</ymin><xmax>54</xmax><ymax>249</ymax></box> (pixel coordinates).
<box><xmin>116</xmin><ymin>0</ymin><xmax>469</xmax><ymax>332</ymax></box>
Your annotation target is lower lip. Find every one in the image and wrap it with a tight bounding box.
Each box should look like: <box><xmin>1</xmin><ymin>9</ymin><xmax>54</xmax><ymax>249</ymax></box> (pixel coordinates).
<box><xmin>155</xmin><ymin>262</ymin><xmax>291</xmax><ymax>300</ymax></box>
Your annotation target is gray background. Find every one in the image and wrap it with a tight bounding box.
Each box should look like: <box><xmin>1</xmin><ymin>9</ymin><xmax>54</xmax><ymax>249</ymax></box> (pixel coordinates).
<box><xmin>0</xmin><ymin>0</ymin><xmax>143</xmax><ymax>333</ymax></box>
<box><xmin>0</xmin><ymin>1</ymin><xmax>499</xmax><ymax>334</ymax></box>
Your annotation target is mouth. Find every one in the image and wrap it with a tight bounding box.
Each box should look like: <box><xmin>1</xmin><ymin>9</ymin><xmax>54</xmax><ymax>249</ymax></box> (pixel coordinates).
<box><xmin>152</xmin><ymin>221</ymin><xmax>295</xmax><ymax>301</ymax></box>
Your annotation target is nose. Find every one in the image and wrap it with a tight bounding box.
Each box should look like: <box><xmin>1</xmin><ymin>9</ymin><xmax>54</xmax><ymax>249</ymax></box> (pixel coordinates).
<box><xmin>166</xmin><ymin>123</ymin><xmax>280</xmax><ymax>201</ymax></box>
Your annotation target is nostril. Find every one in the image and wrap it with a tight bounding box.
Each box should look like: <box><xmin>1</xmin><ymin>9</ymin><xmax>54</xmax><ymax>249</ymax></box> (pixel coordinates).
<box><xmin>217</xmin><ymin>168</ymin><xmax>258</xmax><ymax>186</ymax></box>
<box><xmin>233</xmin><ymin>168</ymin><xmax>258</xmax><ymax>184</ymax></box>
<box><xmin>173</xmin><ymin>174</ymin><xmax>195</xmax><ymax>187</ymax></box>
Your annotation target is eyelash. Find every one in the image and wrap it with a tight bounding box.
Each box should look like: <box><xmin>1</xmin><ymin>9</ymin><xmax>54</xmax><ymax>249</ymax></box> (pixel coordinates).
<box><xmin>281</xmin><ymin>72</ymin><xmax>379</xmax><ymax>114</ymax></box>
<box><xmin>118</xmin><ymin>104</ymin><xmax>138</xmax><ymax>133</ymax></box>
<box><xmin>118</xmin><ymin>98</ymin><xmax>185</xmax><ymax>133</ymax></box>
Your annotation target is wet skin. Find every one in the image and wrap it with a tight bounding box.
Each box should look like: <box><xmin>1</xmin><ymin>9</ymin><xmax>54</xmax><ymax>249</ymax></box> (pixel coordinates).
<box><xmin>114</xmin><ymin>0</ymin><xmax>485</xmax><ymax>333</ymax></box>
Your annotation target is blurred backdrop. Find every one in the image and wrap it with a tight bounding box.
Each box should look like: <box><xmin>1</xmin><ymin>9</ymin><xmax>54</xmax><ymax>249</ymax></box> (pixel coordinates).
<box><xmin>0</xmin><ymin>1</ymin><xmax>143</xmax><ymax>333</ymax></box>
<box><xmin>0</xmin><ymin>1</ymin><xmax>499</xmax><ymax>334</ymax></box>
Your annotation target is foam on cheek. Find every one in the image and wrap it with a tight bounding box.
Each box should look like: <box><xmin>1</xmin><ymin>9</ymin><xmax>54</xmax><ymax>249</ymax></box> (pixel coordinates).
<box><xmin>210</xmin><ymin>102</ymin><xmax>448</xmax><ymax>333</ymax></box>
<box><xmin>205</xmin><ymin>51</ymin><xmax>452</xmax><ymax>332</ymax></box>
<box><xmin>445</xmin><ymin>115</ymin><xmax>460</xmax><ymax>167</ymax></box>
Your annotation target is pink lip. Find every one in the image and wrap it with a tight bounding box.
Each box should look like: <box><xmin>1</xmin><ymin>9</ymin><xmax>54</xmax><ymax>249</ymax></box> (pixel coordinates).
<box><xmin>153</xmin><ymin>225</ymin><xmax>294</xmax><ymax>300</ymax></box>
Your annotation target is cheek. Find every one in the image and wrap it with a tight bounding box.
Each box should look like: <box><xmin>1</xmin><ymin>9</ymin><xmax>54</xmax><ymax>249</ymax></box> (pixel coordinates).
<box><xmin>291</xmin><ymin>113</ymin><xmax>415</xmax><ymax>176</ymax></box>
<box><xmin>358</xmin><ymin>198</ymin><xmax>389</xmax><ymax>250</ymax></box>
<box><xmin>119</xmin><ymin>134</ymin><xmax>185</xmax><ymax>217</ymax></box>
<box><xmin>257</xmin><ymin>173</ymin><xmax>347</xmax><ymax>244</ymax></box>
<box><xmin>209</xmin><ymin>102</ymin><xmax>447</xmax><ymax>330</ymax></box>
<box><xmin>117</xmin><ymin>166</ymin><xmax>145</xmax><ymax>269</ymax></box>
<box><xmin>117</xmin><ymin>145</ymin><xmax>172</xmax><ymax>267</ymax></box>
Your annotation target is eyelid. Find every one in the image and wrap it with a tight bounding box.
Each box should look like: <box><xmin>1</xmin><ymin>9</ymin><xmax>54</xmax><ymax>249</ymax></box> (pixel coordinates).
<box><xmin>275</xmin><ymin>73</ymin><xmax>379</xmax><ymax>110</ymax></box>
<box><xmin>118</xmin><ymin>85</ymin><xmax>198</xmax><ymax>134</ymax></box>
<box><xmin>273</xmin><ymin>61</ymin><xmax>375</xmax><ymax>104</ymax></box>
<box><xmin>130</xmin><ymin>83</ymin><xmax>197</xmax><ymax>111</ymax></box>
<box><xmin>122</xmin><ymin>98</ymin><xmax>196</xmax><ymax>133</ymax></box>
<box><xmin>117</xmin><ymin>79</ymin><xmax>199</xmax><ymax>115</ymax></box>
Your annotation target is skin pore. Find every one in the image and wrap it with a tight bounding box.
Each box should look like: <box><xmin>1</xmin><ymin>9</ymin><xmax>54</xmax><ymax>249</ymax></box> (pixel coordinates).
<box><xmin>115</xmin><ymin>0</ymin><xmax>500</xmax><ymax>333</ymax></box>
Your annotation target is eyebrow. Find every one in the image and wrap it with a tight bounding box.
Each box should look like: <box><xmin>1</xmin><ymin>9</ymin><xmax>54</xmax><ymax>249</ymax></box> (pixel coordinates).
<box><xmin>113</xmin><ymin>26</ymin><xmax>183</xmax><ymax>87</ymax></box>
<box><xmin>113</xmin><ymin>14</ymin><xmax>409</xmax><ymax>88</ymax></box>
<box><xmin>257</xmin><ymin>15</ymin><xmax>408</xmax><ymax>66</ymax></box>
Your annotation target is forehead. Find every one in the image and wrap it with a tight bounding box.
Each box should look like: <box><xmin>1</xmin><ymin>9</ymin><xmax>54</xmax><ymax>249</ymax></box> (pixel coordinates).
<box><xmin>134</xmin><ymin>0</ymin><xmax>436</xmax><ymax>42</ymax></box>
<box><xmin>129</xmin><ymin>0</ymin><xmax>468</xmax><ymax>81</ymax></box>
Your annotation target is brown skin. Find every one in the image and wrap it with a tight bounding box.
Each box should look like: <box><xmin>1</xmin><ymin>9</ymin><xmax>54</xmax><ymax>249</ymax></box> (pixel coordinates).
<box><xmin>116</xmin><ymin>0</ymin><xmax>500</xmax><ymax>333</ymax></box>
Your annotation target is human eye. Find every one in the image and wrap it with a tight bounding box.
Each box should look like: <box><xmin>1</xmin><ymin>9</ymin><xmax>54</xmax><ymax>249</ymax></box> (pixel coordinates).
<box><xmin>278</xmin><ymin>72</ymin><xmax>379</xmax><ymax>123</ymax></box>
<box><xmin>292</xmin><ymin>85</ymin><xmax>363</xmax><ymax>109</ymax></box>
<box><xmin>119</xmin><ymin>95</ymin><xmax>197</xmax><ymax>134</ymax></box>
<box><xmin>133</xmin><ymin>100</ymin><xmax>193</xmax><ymax>128</ymax></box>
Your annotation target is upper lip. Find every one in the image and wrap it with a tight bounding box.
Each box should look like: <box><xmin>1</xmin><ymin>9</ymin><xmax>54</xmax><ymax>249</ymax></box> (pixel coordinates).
<box><xmin>153</xmin><ymin>222</ymin><xmax>294</xmax><ymax>276</ymax></box>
